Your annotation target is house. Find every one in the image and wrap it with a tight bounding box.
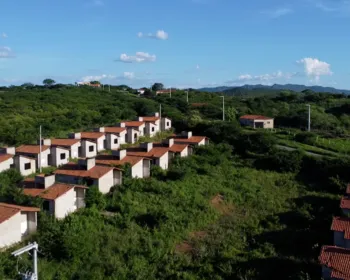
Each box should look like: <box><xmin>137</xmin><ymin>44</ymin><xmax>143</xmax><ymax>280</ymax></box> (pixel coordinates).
<box><xmin>172</xmin><ymin>131</ymin><xmax>209</xmax><ymax>146</ymax></box>
<box><xmin>319</xmin><ymin>246</ymin><xmax>350</xmax><ymax>280</ymax></box>
<box><xmin>96</xmin><ymin>127</ymin><xmax>127</xmax><ymax>150</ymax></box>
<box><xmin>331</xmin><ymin>217</ymin><xmax>350</xmax><ymax>249</ymax></box>
<box><xmin>239</xmin><ymin>115</ymin><xmax>274</xmax><ymax>129</ymax></box>
<box><xmin>154</xmin><ymin>139</ymin><xmax>191</xmax><ymax>159</ymax></box>
<box><xmin>0</xmin><ymin>147</ymin><xmax>15</xmax><ymax>173</ymax></box>
<box><xmin>69</xmin><ymin>133</ymin><xmax>97</xmax><ymax>158</ymax></box>
<box><xmin>38</xmin><ymin>139</ymin><xmax>71</xmax><ymax>167</ymax></box>
<box><xmin>14</xmin><ymin>155</ymin><xmax>36</xmax><ymax>176</ymax></box>
<box><xmin>22</xmin><ymin>174</ymin><xmax>87</xmax><ymax>219</ymax></box>
<box><xmin>0</xmin><ymin>203</ymin><xmax>40</xmax><ymax>248</ymax></box>
<box><xmin>16</xmin><ymin>145</ymin><xmax>51</xmax><ymax>169</ymax></box>
<box><xmin>116</xmin><ymin>121</ymin><xmax>146</xmax><ymax>143</ymax></box>
<box><xmin>48</xmin><ymin>138</ymin><xmax>81</xmax><ymax>159</ymax></box>
<box><xmin>138</xmin><ymin>113</ymin><xmax>160</xmax><ymax>136</ymax></box>
<box><xmin>96</xmin><ymin>150</ymin><xmax>151</xmax><ymax>178</ymax></box>
<box><xmin>126</xmin><ymin>142</ymin><xmax>169</xmax><ymax>170</ymax></box>
<box><xmin>156</xmin><ymin>89</ymin><xmax>172</xmax><ymax>95</ymax></box>
<box><xmin>70</xmin><ymin>132</ymin><xmax>106</xmax><ymax>152</ymax></box>
<box><xmin>54</xmin><ymin>157</ymin><xmax>122</xmax><ymax>194</ymax></box>
<box><xmin>161</xmin><ymin>117</ymin><xmax>172</xmax><ymax>131</ymax></box>
<box><xmin>137</xmin><ymin>88</ymin><xmax>146</xmax><ymax>95</ymax></box>
<box><xmin>341</xmin><ymin>196</ymin><xmax>350</xmax><ymax>216</ymax></box>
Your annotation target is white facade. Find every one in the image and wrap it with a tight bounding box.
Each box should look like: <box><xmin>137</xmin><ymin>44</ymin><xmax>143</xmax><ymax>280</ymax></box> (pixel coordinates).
<box><xmin>146</xmin><ymin>122</ymin><xmax>158</xmax><ymax>137</ymax></box>
<box><xmin>161</xmin><ymin>118</ymin><xmax>172</xmax><ymax>131</ymax></box>
<box><xmin>0</xmin><ymin>157</ymin><xmax>14</xmax><ymax>173</ymax></box>
<box><xmin>96</xmin><ymin>136</ymin><xmax>106</xmax><ymax>152</ymax></box>
<box><xmin>155</xmin><ymin>152</ymin><xmax>169</xmax><ymax>170</ymax></box>
<box><xmin>239</xmin><ymin>118</ymin><xmax>274</xmax><ymax>129</ymax></box>
<box><xmin>54</xmin><ymin>188</ymin><xmax>85</xmax><ymax>219</ymax></box>
<box><xmin>131</xmin><ymin>159</ymin><xmax>143</xmax><ymax>178</ymax></box>
<box><xmin>80</xmin><ymin>140</ymin><xmax>97</xmax><ymax>158</ymax></box>
<box><xmin>50</xmin><ymin>146</ymin><xmax>70</xmax><ymax>167</ymax></box>
<box><xmin>97</xmin><ymin>169</ymin><xmax>122</xmax><ymax>194</ymax></box>
<box><xmin>14</xmin><ymin>155</ymin><xmax>36</xmax><ymax>176</ymax></box>
<box><xmin>36</xmin><ymin>149</ymin><xmax>51</xmax><ymax>169</ymax></box>
<box><xmin>70</xmin><ymin>143</ymin><xmax>81</xmax><ymax>159</ymax></box>
<box><xmin>105</xmin><ymin>133</ymin><xmax>121</xmax><ymax>150</ymax></box>
<box><xmin>126</xmin><ymin>128</ymin><xmax>140</xmax><ymax>144</ymax></box>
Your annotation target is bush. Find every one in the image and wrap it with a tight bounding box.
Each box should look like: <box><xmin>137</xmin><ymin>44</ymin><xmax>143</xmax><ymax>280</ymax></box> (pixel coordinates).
<box><xmin>295</xmin><ymin>132</ymin><xmax>317</xmax><ymax>145</ymax></box>
<box><xmin>85</xmin><ymin>186</ymin><xmax>106</xmax><ymax>210</ymax></box>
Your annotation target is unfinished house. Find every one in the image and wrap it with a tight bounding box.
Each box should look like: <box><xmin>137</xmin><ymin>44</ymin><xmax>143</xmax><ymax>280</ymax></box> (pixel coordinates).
<box><xmin>154</xmin><ymin>139</ymin><xmax>191</xmax><ymax>159</ymax></box>
<box><xmin>70</xmin><ymin>132</ymin><xmax>106</xmax><ymax>152</ymax></box>
<box><xmin>69</xmin><ymin>133</ymin><xmax>97</xmax><ymax>158</ymax></box>
<box><xmin>341</xmin><ymin>196</ymin><xmax>350</xmax><ymax>216</ymax></box>
<box><xmin>14</xmin><ymin>155</ymin><xmax>36</xmax><ymax>176</ymax></box>
<box><xmin>116</xmin><ymin>121</ymin><xmax>145</xmax><ymax>143</ymax></box>
<box><xmin>138</xmin><ymin>113</ymin><xmax>161</xmax><ymax>137</ymax></box>
<box><xmin>0</xmin><ymin>203</ymin><xmax>40</xmax><ymax>249</ymax></box>
<box><xmin>331</xmin><ymin>217</ymin><xmax>350</xmax><ymax>249</ymax></box>
<box><xmin>96</xmin><ymin>149</ymin><xmax>151</xmax><ymax>178</ymax></box>
<box><xmin>54</xmin><ymin>157</ymin><xmax>122</xmax><ymax>194</ymax></box>
<box><xmin>0</xmin><ymin>147</ymin><xmax>15</xmax><ymax>173</ymax></box>
<box><xmin>127</xmin><ymin>142</ymin><xmax>169</xmax><ymax>170</ymax></box>
<box><xmin>16</xmin><ymin>145</ymin><xmax>51</xmax><ymax>169</ymax></box>
<box><xmin>172</xmin><ymin>131</ymin><xmax>209</xmax><ymax>147</ymax></box>
<box><xmin>22</xmin><ymin>174</ymin><xmax>87</xmax><ymax>219</ymax></box>
<box><xmin>49</xmin><ymin>138</ymin><xmax>81</xmax><ymax>159</ymax></box>
<box><xmin>96</xmin><ymin>127</ymin><xmax>127</xmax><ymax>150</ymax></box>
<box><xmin>319</xmin><ymin>246</ymin><xmax>350</xmax><ymax>280</ymax></box>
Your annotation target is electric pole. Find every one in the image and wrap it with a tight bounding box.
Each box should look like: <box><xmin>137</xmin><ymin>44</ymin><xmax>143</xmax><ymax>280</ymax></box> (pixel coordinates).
<box><xmin>12</xmin><ymin>242</ymin><xmax>39</xmax><ymax>280</ymax></box>
<box><xmin>306</xmin><ymin>104</ymin><xmax>311</xmax><ymax>131</ymax></box>
<box><xmin>109</xmin><ymin>85</ymin><xmax>110</xmax><ymax>92</ymax></box>
<box><xmin>169</xmin><ymin>87</ymin><xmax>172</xmax><ymax>98</ymax></box>
<box><xmin>186</xmin><ymin>90</ymin><xmax>189</xmax><ymax>103</ymax></box>
<box><xmin>221</xmin><ymin>96</ymin><xmax>225</xmax><ymax>121</ymax></box>
<box><xmin>39</xmin><ymin>126</ymin><xmax>42</xmax><ymax>173</ymax></box>
<box><xmin>159</xmin><ymin>104</ymin><xmax>162</xmax><ymax>120</ymax></box>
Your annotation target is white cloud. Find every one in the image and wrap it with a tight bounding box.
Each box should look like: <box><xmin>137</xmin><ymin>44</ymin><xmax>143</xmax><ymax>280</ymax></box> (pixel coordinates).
<box><xmin>1</xmin><ymin>33</ymin><xmax>8</xmax><ymax>38</ymax></box>
<box><xmin>137</xmin><ymin>30</ymin><xmax>169</xmax><ymax>40</ymax></box>
<box><xmin>0</xmin><ymin>46</ymin><xmax>15</xmax><ymax>58</ymax></box>
<box><xmin>227</xmin><ymin>71</ymin><xmax>299</xmax><ymax>85</ymax></box>
<box><xmin>123</xmin><ymin>72</ymin><xmax>135</xmax><ymax>79</ymax></box>
<box><xmin>117</xmin><ymin>52</ymin><xmax>156</xmax><ymax>63</ymax></box>
<box><xmin>262</xmin><ymin>7</ymin><xmax>293</xmax><ymax>18</ymax></box>
<box><xmin>310</xmin><ymin>0</ymin><xmax>350</xmax><ymax>15</ymax></box>
<box><xmin>81</xmin><ymin>74</ymin><xmax>115</xmax><ymax>82</ymax></box>
<box><xmin>297</xmin><ymin>57</ymin><xmax>332</xmax><ymax>81</ymax></box>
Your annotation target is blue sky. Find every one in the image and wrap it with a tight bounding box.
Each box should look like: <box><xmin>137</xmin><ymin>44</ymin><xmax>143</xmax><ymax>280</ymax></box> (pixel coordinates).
<box><xmin>1</xmin><ymin>0</ymin><xmax>350</xmax><ymax>89</ymax></box>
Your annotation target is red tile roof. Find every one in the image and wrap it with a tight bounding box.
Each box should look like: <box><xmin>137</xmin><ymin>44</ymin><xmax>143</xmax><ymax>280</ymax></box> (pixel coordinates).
<box><xmin>96</xmin><ymin>155</ymin><xmax>144</xmax><ymax>167</ymax></box>
<box><xmin>127</xmin><ymin>147</ymin><xmax>168</xmax><ymax>158</ymax></box>
<box><xmin>319</xmin><ymin>246</ymin><xmax>350</xmax><ymax>279</ymax></box>
<box><xmin>153</xmin><ymin>142</ymin><xmax>188</xmax><ymax>153</ymax></box>
<box><xmin>51</xmin><ymin>138</ymin><xmax>81</xmax><ymax>147</ymax></box>
<box><xmin>191</xmin><ymin>103</ymin><xmax>208</xmax><ymax>107</ymax></box>
<box><xmin>141</xmin><ymin>116</ymin><xmax>160</xmax><ymax>122</ymax></box>
<box><xmin>103</xmin><ymin>127</ymin><xmax>127</xmax><ymax>134</ymax></box>
<box><xmin>81</xmin><ymin>132</ymin><xmax>105</xmax><ymax>140</ymax></box>
<box><xmin>0</xmin><ymin>154</ymin><xmax>13</xmax><ymax>163</ymax></box>
<box><xmin>331</xmin><ymin>217</ymin><xmax>350</xmax><ymax>239</ymax></box>
<box><xmin>239</xmin><ymin>115</ymin><xmax>273</xmax><ymax>120</ymax></box>
<box><xmin>0</xmin><ymin>203</ymin><xmax>40</xmax><ymax>224</ymax></box>
<box><xmin>16</xmin><ymin>145</ymin><xmax>50</xmax><ymax>154</ymax></box>
<box><xmin>173</xmin><ymin>136</ymin><xmax>206</xmax><ymax>144</ymax></box>
<box><xmin>122</xmin><ymin>121</ymin><xmax>145</xmax><ymax>128</ymax></box>
<box><xmin>23</xmin><ymin>183</ymin><xmax>87</xmax><ymax>200</ymax></box>
<box><xmin>54</xmin><ymin>162</ymin><xmax>118</xmax><ymax>179</ymax></box>
<box><xmin>341</xmin><ymin>197</ymin><xmax>350</xmax><ymax>210</ymax></box>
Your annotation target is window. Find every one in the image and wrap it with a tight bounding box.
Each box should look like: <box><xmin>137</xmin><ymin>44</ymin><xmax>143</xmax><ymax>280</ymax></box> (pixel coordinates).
<box><xmin>60</xmin><ymin>153</ymin><xmax>66</xmax><ymax>160</ymax></box>
<box><xmin>152</xmin><ymin>127</ymin><xmax>155</xmax><ymax>132</ymax></box>
<box><xmin>167</xmin><ymin>122</ymin><xmax>170</xmax><ymax>126</ymax></box>
<box><xmin>43</xmin><ymin>201</ymin><xmax>50</xmax><ymax>211</ymax></box>
<box><xmin>89</xmin><ymin>145</ymin><xmax>94</xmax><ymax>152</ymax></box>
<box><xmin>134</xmin><ymin>133</ymin><xmax>138</xmax><ymax>141</ymax></box>
<box><xmin>24</xmin><ymin>163</ymin><xmax>31</xmax><ymax>170</ymax></box>
<box><xmin>267</xmin><ymin>121</ymin><xmax>270</xmax><ymax>124</ymax></box>
<box><xmin>151</xmin><ymin>159</ymin><xmax>157</xmax><ymax>165</ymax></box>
<box><xmin>114</xmin><ymin>138</ymin><xmax>118</xmax><ymax>144</ymax></box>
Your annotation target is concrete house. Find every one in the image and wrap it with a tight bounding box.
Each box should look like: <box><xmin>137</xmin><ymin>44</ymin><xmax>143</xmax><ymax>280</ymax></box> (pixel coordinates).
<box><xmin>14</xmin><ymin>155</ymin><xmax>36</xmax><ymax>176</ymax></box>
<box><xmin>127</xmin><ymin>142</ymin><xmax>169</xmax><ymax>170</ymax></box>
<box><xmin>16</xmin><ymin>145</ymin><xmax>51</xmax><ymax>169</ymax></box>
<box><xmin>70</xmin><ymin>132</ymin><xmax>106</xmax><ymax>152</ymax></box>
<box><xmin>331</xmin><ymin>217</ymin><xmax>350</xmax><ymax>249</ymax></box>
<box><xmin>0</xmin><ymin>203</ymin><xmax>40</xmax><ymax>249</ymax></box>
<box><xmin>69</xmin><ymin>133</ymin><xmax>97</xmax><ymax>158</ymax></box>
<box><xmin>172</xmin><ymin>131</ymin><xmax>209</xmax><ymax>147</ymax></box>
<box><xmin>138</xmin><ymin>113</ymin><xmax>161</xmax><ymax>136</ymax></box>
<box><xmin>49</xmin><ymin>138</ymin><xmax>81</xmax><ymax>159</ymax></box>
<box><xmin>161</xmin><ymin>117</ymin><xmax>172</xmax><ymax>131</ymax></box>
<box><xmin>0</xmin><ymin>147</ymin><xmax>15</xmax><ymax>173</ymax></box>
<box><xmin>96</xmin><ymin>127</ymin><xmax>127</xmax><ymax>150</ymax></box>
<box><xmin>22</xmin><ymin>174</ymin><xmax>87</xmax><ymax>219</ymax></box>
<box><xmin>96</xmin><ymin>150</ymin><xmax>151</xmax><ymax>179</ymax></box>
<box><xmin>117</xmin><ymin>121</ymin><xmax>146</xmax><ymax>142</ymax></box>
<box><xmin>54</xmin><ymin>158</ymin><xmax>122</xmax><ymax>194</ymax></box>
<box><xmin>341</xmin><ymin>196</ymin><xmax>350</xmax><ymax>216</ymax></box>
<box><xmin>154</xmin><ymin>139</ymin><xmax>191</xmax><ymax>159</ymax></box>
<box><xmin>239</xmin><ymin>115</ymin><xmax>274</xmax><ymax>129</ymax></box>
<box><xmin>319</xmin><ymin>246</ymin><xmax>350</xmax><ymax>280</ymax></box>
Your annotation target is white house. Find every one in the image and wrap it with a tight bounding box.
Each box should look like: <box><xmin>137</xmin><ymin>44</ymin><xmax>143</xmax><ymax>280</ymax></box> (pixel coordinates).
<box><xmin>96</xmin><ymin>127</ymin><xmax>127</xmax><ymax>150</ymax></box>
<box><xmin>118</xmin><ymin>121</ymin><xmax>146</xmax><ymax>137</ymax></box>
<box><xmin>22</xmin><ymin>174</ymin><xmax>87</xmax><ymax>219</ymax></box>
<box><xmin>70</xmin><ymin>132</ymin><xmax>106</xmax><ymax>152</ymax></box>
<box><xmin>0</xmin><ymin>203</ymin><xmax>40</xmax><ymax>249</ymax></box>
<box><xmin>115</xmin><ymin>122</ymin><xmax>141</xmax><ymax>144</ymax></box>
<box><xmin>127</xmin><ymin>142</ymin><xmax>169</xmax><ymax>170</ymax></box>
<box><xmin>14</xmin><ymin>155</ymin><xmax>36</xmax><ymax>176</ymax></box>
<box><xmin>138</xmin><ymin>113</ymin><xmax>161</xmax><ymax>136</ymax></box>
<box><xmin>48</xmin><ymin>138</ymin><xmax>81</xmax><ymax>159</ymax></box>
<box><xmin>319</xmin><ymin>246</ymin><xmax>350</xmax><ymax>280</ymax></box>
<box><xmin>96</xmin><ymin>149</ymin><xmax>151</xmax><ymax>179</ymax></box>
<box><xmin>154</xmin><ymin>139</ymin><xmax>191</xmax><ymax>159</ymax></box>
<box><xmin>16</xmin><ymin>145</ymin><xmax>51</xmax><ymax>169</ymax></box>
<box><xmin>161</xmin><ymin>117</ymin><xmax>172</xmax><ymax>131</ymax></box>
<box><xmin>331</xmin><ymin>217</ymin><xmax>350</xmax><ymax>249</ymax></box>
<box><xmin>173</xmin><ymin>131</ymin><xmax>209</xmax><ymax>147</ymax></box>
<box><xmin>239</xmin><ymin>115</ymin><xmax>274</xmax><ymax>129</ymax></box>
<box><xmin>54</xmin><ymin>157</ymin><xmax>122</xmax><ymax>194</ymax></box>
<box><xmin>0</xmin><ymin>147</ymin><xmax>15</xmax><ymax>173</ymax></box>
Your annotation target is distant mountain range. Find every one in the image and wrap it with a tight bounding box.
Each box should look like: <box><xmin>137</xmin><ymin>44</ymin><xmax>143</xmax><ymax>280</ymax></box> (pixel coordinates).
<box><xmin>198</xmin><ymin>84</ymin><xmax>350</xmax><ymax>95</ymax></box>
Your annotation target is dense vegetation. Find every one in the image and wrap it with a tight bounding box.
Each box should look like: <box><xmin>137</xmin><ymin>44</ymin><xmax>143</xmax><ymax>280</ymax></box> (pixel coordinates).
<box><xmin>0</xmin><ymin>85</ymin><xmax>349</xmax><ymax>279</ymax></box>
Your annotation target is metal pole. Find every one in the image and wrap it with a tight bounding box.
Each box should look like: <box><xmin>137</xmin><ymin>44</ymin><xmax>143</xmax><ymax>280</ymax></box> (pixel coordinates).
<box><xmin>33</xmin><ymin>242</ymin><xmax>38</xmax><ymax>278</ymax></box>
<box><xmin>186</xmin><ymin>90</ymin><xmax>189</xmax><ymax>103</ymax></box>
<box><xmin>159</xmin><ymin>104</ymin><xmax>162</xmax><ymax>120</ymax></box>
<box><xmin>170</xmin><ymin>87</ymin><xmax>171</xmax><ymax>98</ymax></box>
<box><xmin>221</xmin><ymin>96</ymin><xmax>225</xmax><ymax>121</ymax></box>
<box><xmin>109</xmin><ymin>85</ymin><xmax>110</xmax><ymax>92</ymax></box>
<box><xmin>307</xmin><ymin>104</ymin><xmax>311</xmax><ymax>131</ymax></box>
<box><xmin>39</xmin><ymin>126</ymin><xmax>42</xmax><ymax>173</ymax></box>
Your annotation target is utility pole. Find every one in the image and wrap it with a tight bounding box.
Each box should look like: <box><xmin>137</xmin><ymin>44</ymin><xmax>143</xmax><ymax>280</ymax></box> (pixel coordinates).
<box><xmin>12</xmin><ymin>242</ymin><xmax>39</xmax><ymax>280</ymax></box>
<box><xmin>186</xmin><ymin>90</ymin><xmax>189</xmax><ymax>103</ymax></box>
<box><xmin>39</xmin><ymin>126</ymin><xmax>42</xmax><ymax>173</ymax></box>
<box><xmin>109</xmin><ymin>85</ymin><xmax>111</xmax><ymax>92</ymax></box>
<box><xmin>159</xmin><ymin>104</ymin><xmax>162</xmax><ymax>120</ymax></box>
<box><xmin>169</xmin><ymin>87</ymin><xmax>172</xmax><ymax>98</ymax></box>
<box><xmin>221</xmin><ymin>96</ymin><xmax>225</xmax><ymax>121</ymax></box>
<box><xmin>306</xmin><ymin>104</ymin><xmax>311</xmax><ymax>131</ymax></box>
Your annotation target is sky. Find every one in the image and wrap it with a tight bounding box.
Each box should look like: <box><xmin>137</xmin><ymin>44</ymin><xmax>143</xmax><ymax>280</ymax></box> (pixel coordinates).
<box><xmin>1</xmin><ymin>0</ymin><xmax>350</xmax><ymax>89</ymax></box>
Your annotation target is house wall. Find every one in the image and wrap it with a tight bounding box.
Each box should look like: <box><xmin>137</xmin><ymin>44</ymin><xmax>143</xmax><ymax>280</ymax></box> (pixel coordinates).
<box><xmin>126</xmin><ymin>128</ymin><xmax>140</xmax><ymax>144</ymax></box>
<box><xmin>161</xmin><ymin>118</ymin><xmax>172</xmax><ymax>131</ymax></box>
<box><xmin>35</xmin><ymin>149</ymin><xmax>51</xmax><ymax>169</ymax></box>
<box><xmin>75</xmin><ymin>188</ymin><xmax>86</xmax><ymax>208</ymax></box>
<box><xmin>0</xmin><ymin>212</ymin><xmax>22</xmax><ymax>248</ymax></box>
<box><xmin>119</xmin><ymin>131</ymin><xmax>127</xmax><ymax>145</ymax></box>
<box><xmin>14</xmin><ymin>156</ymin><xmax>36</xmax><ymax>176</ymax></box>
<box><xmin>0</xmin><ymin>157</ymin><xmax>14</xmax><ymax>173</ymax></box>
<box><xmin>26</xmin><ymin>212</ymin><xmax>37</xmax><ymax>233</ymax></box>
<box><xmin>70</xmin><ymin>143</ymin><xmax>81</xmax><ymax>159</ymax></box>
<box><xmin>81</xmin><ymin>140</ymin><xmax>97</xmax><ymax>158</ymax></box>
<box><xmin>55</xmin><ymin>174</ymin><xmax>81</xmax><ymax>185</ymax></box>
<box><xmin>143</xmin><ymin>159</ymin><xmax>151</xmax><ymax>178</ymax></box>
<box><xmin>51</xmin><ymin>147</ymin><xmax>69</xmax><ymax>167</ymax></box>
<box><xmin>97</xmin><ymin>136</ymin><xmax>106</xmax><ymax>152</ymax></box>
<box><xmin>156</xmin><ymin>153</ymin><xmax>169</xmax><ymax>170</ymax></box>
<box><xmin>239</xmin><ymin>119</ymin><xmax>254</xmax><ymax>127</ymax></box>
<box><xmin>145</xmin><ymin>123</ymin><xmax>158</xmax><ymax>137</ymax></box>
<box><xmin>334</xmin><ymin>231</ymin><xmax>350</xmax><ymax>248</ymax></box>
<box><xmin>254</xmin><ymin>119</ymin><xmax>274</xmax><ymax>129</ymax></box>
<box><xmin>106</xmin><ymin>134</ymin><xmax>120</xmax><ymax>150</ymax></box>
<box><xmin>180</xmin><ymin>146</ymin><xmax>189</xmax><ymax>157</ymax></box>
<box><xmin>131</xmin><ymin>159</ymin><xmax>143</xmax><ymax>178</ymax></box>
<box><xmin>321</xmin><ymin>266</ymin><xmax>331</xmax><ymax>280</ymax></box>
<box><xmin>198</xmin><ymin>138</ymin><xmax>206</xmax><ymax>146</ymax></box>
<box><xmin>54</xmin><ymin>188</ymin><xmax>77</xmax><ymax>219</ymax></box>
<box><xmin>138</xmin><ymin>124</ymin><xmax>146</xmax><ymax>137</ymax></box>
<box><xmin>97</xmin><ymin>170</ymin><xmax>114</xmax><ymax>194</ymax></box>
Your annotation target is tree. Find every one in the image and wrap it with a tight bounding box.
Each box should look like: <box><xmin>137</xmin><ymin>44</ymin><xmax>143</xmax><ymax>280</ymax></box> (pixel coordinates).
<box><xmin>143</xmin><ymin>88</ymin><xmax>156</xmax><ymax>98</ymax></box>
<box><xmin>151</xmin><ymin>83</ymin><xmax>164</xmax><ymax>92</ymax></box>
<box><xmin>21</xmin><ymin>83</ymin><xmax>34</xmax><ymax>89</ymax></box>
<box><xmin>90</xmin><ymin>81</ymin><xmax>100</xmax><ymax>85</ymax></box>
<box><xmin>43</xmin><ymin>79</ymin><xmax>56</xmax><ymax>86</ymax></box>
